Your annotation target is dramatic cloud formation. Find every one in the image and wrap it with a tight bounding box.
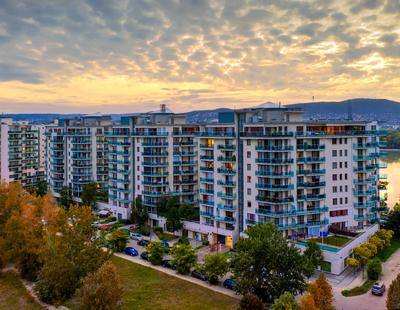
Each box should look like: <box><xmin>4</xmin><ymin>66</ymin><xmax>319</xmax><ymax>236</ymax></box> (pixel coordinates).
<box><xmin>0</xmin><ymin>0</ymin><xmax>399</xmax><ymax>113</ymax></box>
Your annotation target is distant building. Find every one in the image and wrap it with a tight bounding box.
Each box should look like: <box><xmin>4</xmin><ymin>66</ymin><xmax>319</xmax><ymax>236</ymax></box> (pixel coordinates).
<box><xmin>0</xmin><ymin>118</ymin><xmax>46</xmax><ymax>187</ymax></box>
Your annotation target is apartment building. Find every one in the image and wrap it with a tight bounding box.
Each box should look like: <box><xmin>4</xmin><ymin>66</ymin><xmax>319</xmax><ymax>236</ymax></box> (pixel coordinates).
<box><xmin>0</xmin><ymin>118</ymin><xmax>46</xmax><ymax>187</ymax></box>
<box><xmin>45</xmin><ymin>115</ymin><xmax>111</xmax><ymax>199</ymax></box>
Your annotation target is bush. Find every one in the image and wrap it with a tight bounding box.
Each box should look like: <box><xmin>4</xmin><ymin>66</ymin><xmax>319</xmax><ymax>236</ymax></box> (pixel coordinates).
<box><xmin>153</xmin><ymin>226</ymin><xmax>163</xmax><ymax>234</ymax></box>
<box><xmin>76</xmin><ymin>261</ymin><xmax>123</xmax><ymax>310</ymax></box>
<box><xmin>239</xmin><ymin>294</ymin><xmax>265</xmax><ymax>310</ymax></box>
<box><xmin>341</xmin><ymin>280</ymin><xmax>374</xmax><ymax>296</ymax></box>
<box><xmin>137</xmin><ymin>225</ymin><xmax>150</xmax><ymax>236</ymax></box>
<box><xmin>367</xmin><ymin>258</ymin><xmax>382</xmax><ymax>280</ymax></box>
<box><xmin>147</xmin><ymin>241</ymin><xmax>166</xmax><ymax>265</ymax></box>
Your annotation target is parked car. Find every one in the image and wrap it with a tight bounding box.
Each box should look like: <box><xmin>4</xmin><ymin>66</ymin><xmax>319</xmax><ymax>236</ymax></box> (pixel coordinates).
<box><xmin>130</xmin><ymin>232</ymin><xmax>144</xmax><ymax>241</ymax></box>
<box><xmin>140</xmin><ymin>251</ymin><xmax>149</xmax><ymax>261</ymax></box>
<box><xmin>223</xmin><ymin>278</ymin><xmax>239</xmax><ymax>291</ymax></box>
<box><xmin>98</xmin><ymin>224</ymin><xmax>111</xmax><ymax>230</ymax></box>
<box><xmin>191</xmin><ymin>270</ymin><xmax>208</xmax><ymax>282</ymax></box>
<box><xmin>124</xmin><ymin>247</ymin><xmax>138</xmax><ymax>256</ymax></box>
<box><xmin>371</xmin><ymin>282</ymin><xmax>386</xmax><ymax>296</ymax></box>
<box><xmin>91</xmin><ymin>221</ymin><xmax>100</xmax><ymax>228</ymax></box>
<box><xmin>137</xmin><ymin>239</ymin><xmax>150</xmax><ymax>247</ymax></box>
<box><xmin>161</xmin><ymin>259</ymin><xmax>176</xmax><ymax>270</ymax></box>
<box><xmin>160</xmin><ymin>240</ymin><xmax>170</xmax><ymax>248</ymax></box>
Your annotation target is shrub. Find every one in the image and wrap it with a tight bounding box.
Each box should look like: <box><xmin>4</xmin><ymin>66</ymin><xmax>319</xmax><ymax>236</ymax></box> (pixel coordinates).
<box><xmin>153</xmin><ymin>226</ymin><xmax>163</xmax><ymax>234</ymax></box>
<box><xmin>367</xmin><ymin>258</ymin><xmax>382</xmax><ymax>280</ymax></box>
<box><xmin>239</xmin><ymin>294</ymin><xmax>265</xmax><ymax>310</ymax></box>
<box><xmin>76</xmin><ymin>261</ymin><xmax>123</xmax><ymax>310</ymax></box>
<box><xmin>137</xmin><ymin>225</ymin><xmax>150</xmax><ymax>236</ymax></box>
<box><xmin>147</xmin><ymin>241</ymin><xmax>166</xmax><ymax>265</ymax></box>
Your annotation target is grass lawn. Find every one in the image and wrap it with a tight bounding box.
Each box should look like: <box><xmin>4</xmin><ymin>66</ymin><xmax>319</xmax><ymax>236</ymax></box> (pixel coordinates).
<box><xmin>68</xmin><ymin>256</ymin><xmax>239</xmax><ymax>310</ymax></box>
<box><xmin>377</xmin><ymin>237</ymin><xmax>400</xmax><ymax>262</ymax></box>
<box><xmin>0</xmin><ymin>272</ymin><xmax>43</xmax><ymax>310</ymax></box>
<box><xmin>315</xmin><ymin>235</ymin><xmax>351</xmax><ymax>247</ymax></box>
<box><xmin>341</xmin><ymin>279</ymin><xmax>374</xmax><ymax>297</ymax></box>
<box><xmin>155</xmin><ymin>231</ymin><xmax>177</xmax><ymax>241</ymax></box>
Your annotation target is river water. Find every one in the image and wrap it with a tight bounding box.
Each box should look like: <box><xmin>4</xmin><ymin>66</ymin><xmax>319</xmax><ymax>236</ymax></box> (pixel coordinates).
<box><xmin>381</xmin><ymin>150</ymin><xmax>400</xmax><ymax>209</ymax></box>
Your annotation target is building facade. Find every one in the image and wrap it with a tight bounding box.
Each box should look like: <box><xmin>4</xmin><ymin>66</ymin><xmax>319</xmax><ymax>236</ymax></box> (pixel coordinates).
<box><xmin>0</xmin><ymin>118</ymin><xmax>46</xmax><ymax>187</ymax></box>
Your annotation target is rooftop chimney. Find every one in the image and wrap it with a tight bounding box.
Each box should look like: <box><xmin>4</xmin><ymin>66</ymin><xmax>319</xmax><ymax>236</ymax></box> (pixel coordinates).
<box><xmin>160</xmin><ymin>104</ymin><xmax>166</xmax><ymax>113</ymax></box>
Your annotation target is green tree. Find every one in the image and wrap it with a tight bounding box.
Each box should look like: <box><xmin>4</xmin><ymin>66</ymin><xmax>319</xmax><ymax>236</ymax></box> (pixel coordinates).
<box><xmin>81</xmin><ymin>182</ymin><xmax>97</xmax><ymax>209</ymax></box>
<box><xmin>231</xmin><ymin>223</ymin><xmax>308</xmax><ymax>302</ymax></box>
<box><xmin>165</xmin><ymin>206</ymin><xmax>183</xmax><ymax>232</ymax></box>
<box><xmin>147</xmin><ymin>241</ymin><xmax>166</xmax><ymax>265</ymax></box>
<box><xmin>130</xmin><ymin>197</ymin><xmax>148</xmax><ymax>227</ymax></box>
<box><xmin>367</xmin><ymin>258</ymin><xmax>382</xmax><ymax>280</ymax></box>
<box><xmin>303</xmin><ymin>240</ymin><xmax>323</xmax><ymax>276</ymax></box>
<box><xmin>271</xmin><ymin>291</ymin><xmax>298</xmax><ymax>310</ymax></box>
<box><xmin>384</xmin><ymin>208</ymin><xmax>400</xmax><ymax>236</ymax></box>
<box><xmin>170</xmin><ymin>243</ymin><xmax>197</xmax><ymax>275</ymax></box>
<box><xmin>59</xmin><ymin>186</ymin><xmax>73</xmax><ymax>209</ymax></box>
<box><xmin>353</xmin><ymin>243</ymin><xmax>374</xmax><ymax>278</ymax></box>
<box><xmin>308</xmin><ymin>273</ymin><xmax>334</xmax><ymax>310</ymax></box>
<box><xmin>200</xmin><ymin>253</ymin><xmax>229</xmax><ymax>284</ymax></box>
<box><xmin>76</xmin><ymin>261</ymin><xmax>123</xmax><ymax>310</ymax></box>
<box><xmin>35</xmin><ymin>181</ymin><xmax>48</xmax><ymax>196</ymax></box>
<box><xmin>108</xmin><ymin>230</ymin><xmax>129</xmax><ymax>252</ymax></box>
<box><xmin>387</xmin><ymin>273</ymin><xmax>400</xmax><ymax>310</ymax></box>
<box><xmin>376</xmin><ymin>229</ymin><xmax>394</xmax><ymax>246</ymax></box>
<box><xmin>369</xmin><ymin>235</ymin><xmax>384</xmax><ymax>251</ymax></box>
<box><xmin>239</xmin><ymin>294</ymin><xmax>265</xmax><ymax>310</ymax></box>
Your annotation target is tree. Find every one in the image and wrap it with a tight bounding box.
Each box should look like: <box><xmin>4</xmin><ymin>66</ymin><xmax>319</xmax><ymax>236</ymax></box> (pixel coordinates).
<box><xmin>81</xmin><ymin>182</ymin><xmax>97</xmax><ymax>209</ymax></box>
<box><xmin>147</xmin><ymin>241</ymin><xmax>166</xmax><ymax>265</ymax></box>
<box><xmin>299</xmin><ymin>294</ymin><xmax>318</xmax><ymax>310</ymax></box>
<box><xmin>353</xmin><ymin>243</ymin><xmax>374</xmax><ymax>278</ymax></box>
<box><xmin>170</xmin><ymin>243</ymin><xmax>197</xmax><ymax>275</ymax></box>
<box><xmin>59</xmin><ymin>186</ymin><xmax>73</xmax><ymax>209</ymax></box>
<box><xmin>239</xmin><ymin>294</ymin><xmax>265</xmax><ymax>310</ymax></box>
<box><xmin>165</xmin><ymin>206</ymin><xmax>184</xmax><ymax>232</ymax></box>
<box><xmin>387</xmin><ymin>273</ymin><xmax>400</xmax><ymax>310</ymax></box>
<box><xmin>231</xmin><ymin>223</ymin><xmax>308</xmax><ymax>302</ymax></box>
<box><xmin>76</xmin><ymin>261</ymin><xmax>123</xmax><ymax>310</ymax></box>
<box><xmin>367</xmin><ymin>258</ymin><xmax>382</xmax><ymax>280</ymax></box>
<box><xmin>375</xmin><ymin>229</ymin><xmax>394</xmax><ymax>246</ymax></box>
<box><xmin>308</xmin><ymin>273</ymin><xmax>334</xmax><ymax>310</ymax></box>
<box><xmin>200</xmin><ymin>253</ymin><xmax>229</xmax><ymax>284</ymax></box>
<box><xmin>369</xmin><ymin>235</ymin><xmax>384</xmax><ymax>251</ymax></box>
<box><xmin>35</xmin><ymin>181</ymin><xmax>48</xmax><ymax>196</ymax></box>
<box><xmin>108</xmin><ymin>230</ymin><xmax>129</xmax><ymax>252</ymax></box>
<box><xmin>130</xmin><ymin>197</ymin><xmax>148</xmax><ymax>227</ymax></box>
<box><xmin>346</xmin><ymin>257</ymin><xmax>360</xmax><ymax>274</ymax></box>
<box><xmin>384</xmin><ymin>208</ymin><xmax>400</xmax><ymax>236</ymax></box>
<box><xmin>271</xmin><ymin>291</ymin><xmax>298</xmax><ymax>310</ymax></box>
<box><xmin>303</xmin><ymin>240</ymin><xmax>323</xmax><ymax>276</ymax></box>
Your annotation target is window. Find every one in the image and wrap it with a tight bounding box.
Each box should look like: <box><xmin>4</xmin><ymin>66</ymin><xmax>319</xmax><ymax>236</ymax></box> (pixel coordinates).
<box><xmin>333</xmin><ymin>174</ymin><xmax>337</xmax><ymax>181</ymax></box>
<box><xmin>345</xmin><ymin>185</ymin><xmax>348</xmax><ymax>192</ymax></box>
<box><xmin>345</xmin><ymin>150</ymin><xmax>348</xmax><ymax>156</ymax></box>
<box><xmin>340</xmin><ymin>198</ymin><xmax>343</xmax><ymax>204</ymax></box>
<box><xmin>345</xmin><ymin>173</ymin><xmax>348</xmax><ymax>180</ymax></box>
<box><xmin>137</xmin><ymin>147</ymin><xmax>140</xmax><ymax>152</ymax></box>
<box><xmin>344</xmin><ymin>138</ymin><xmax>347</xmax><ymax>144</ymax></box>
<box><xmin>333</xmin><ymin>186</ymin><xmax>337</xmax><ymax>193</ymax></box>
<box><xmin>345</xmin><ymin>197</ymin><xmax>348</xmax><ymax>203</ymax></box>
<box><xmin>339</xmin><ymin>174</ymin><xmax>342</xmax><ymax>180</ymax></box>
<box><xmin>339</xmin><ymin>150</ymin><xmax>343</xmax><ymax>156</ymax></box>
<box><xmin>247</xmin><ymin>151</ymin><xmax>251</xmax><ymax>158</ymax></box>
<box><xmin>247</xmin><ymin>164</ymin><xmax>251</xmax><ymax>171</ymax></box>
<box><xmin>345</xmin><ymin>162</ymin><xmax>348</xmax><ymax>168</ymax></box>
<box><xmin>247</xmin><ymin>188</ymin><xmax>251</xmax><ymax>195</ymax></box>
<box><xmin>332</xmin><ymin>162</ymin><xmax>337</xmax><ymax>169</ymax></box>
<box><xmin>247</xmin><ymin>140</ymin><xmax>251</xmax><ymax>146</ymax></box>
<box><xmin>339</xmin><ymin>138</ymin><xmax>342</xmax><ymax>144</ymax></box>
<box><xmin>333</xmin><ymin>198</ymin><xmax>338</xmax><ymax>205</ymax></box>
<box><xmin>332</xmin><ymin>138</ymin><xmax>337</xmax><ymax>144</ymax></box>
<box><xmin>247</xmin><ymin>201</ymin><xmax>251</xmax><ymax>208</ymax></box>
<box><xmin>247</xmin><ymin>176</ymin><xmax>251</xmax><ymax>183</ymax></box>
<box><xmin>332</xmin><ymin>150</ymin><xmax>337</xmax><ymax>157</ymax></box>
<box><xmin>330</xmin><ymin>209</ymin><xmax>348</xmax><ymax>217</ymax></box>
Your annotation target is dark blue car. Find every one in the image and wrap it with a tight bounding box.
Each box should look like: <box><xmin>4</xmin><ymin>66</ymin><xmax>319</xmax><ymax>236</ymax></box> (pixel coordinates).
<box><xmin>124</xmin><ymin>247</ymin><xmax>138</xmax><ymax>256</ymax></box>
<box><xmin>223</xmin><ymin>278</ymin><xmax>239</xmax><ymax>291</ymax></box>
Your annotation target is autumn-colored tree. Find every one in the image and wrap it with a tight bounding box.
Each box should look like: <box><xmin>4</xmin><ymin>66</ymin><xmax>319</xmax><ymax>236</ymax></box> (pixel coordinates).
<box><xmin>299</xmin><ymin>294</ymin><xmax>318</xmax><ymax>310</ymax></box>
<box><xmin>346</xmin><ymin>257</ymin><xmax>360</xmax><ymax>274</ymax></box>
<box><xmin>353</xmin><ymin>244</ymin><xmax>374</xmax><ymax>278</ymax></box>
<box><xmin>308</xmin><ymin>273</ymin><xmax>334</xmax><ymax>310</ymax></box>
<box><xmin>271</xmin><ymin>291</ymin><xmax>299</xmax><ymax>310</ymax></box>
<box><xmin>369</xmin><ymin>235</ymin><xmax>384</xmax><ymax>251</ymax></box>
<box><xmin>239</xmin><ymin>293</ymin><xmax>265</xmax><ymax>310</ymax></box>
<box><xmin>387</xmin><ymin>273</ymin><xmax>400</xmax><ymax>310</ymax></box>
<box><xmin>375</xmin><ymin>229</ymin><xmax>394</xmax><ymax>247</ymax></box>
<box><xmin>108</xmin><ymin>230</ymin><xmax>129</xmax><ymax>252</ymax></box>
<box><xmin>76</xmin><ymin>261</ymin><xmax>123</xmax><ymax>310</ymax></box>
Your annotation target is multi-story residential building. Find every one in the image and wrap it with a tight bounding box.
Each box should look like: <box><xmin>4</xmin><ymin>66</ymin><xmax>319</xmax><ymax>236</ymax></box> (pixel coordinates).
<box><xmin>46</xmin><ymin>115</ymin><xmax>111</xmax><ymax>199</ymax></box>
<box><xmin>0</xmin><ymin>118</ymin><xmax>46</xmax><ymax>187</ymax></box>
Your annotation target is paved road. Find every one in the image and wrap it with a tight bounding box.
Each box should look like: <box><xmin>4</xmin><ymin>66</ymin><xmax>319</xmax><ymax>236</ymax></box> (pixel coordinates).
<box><xmin>333</xmin><ymin>249</ymin><xmax>400</xmax><ymax>310</ymax></box>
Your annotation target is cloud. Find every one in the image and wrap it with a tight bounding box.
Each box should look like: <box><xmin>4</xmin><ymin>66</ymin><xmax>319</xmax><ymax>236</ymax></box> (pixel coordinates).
<box><xmin>0</xmin><ymin>63</ymin><xmax>43</xmax><ymax>83</ymax></box>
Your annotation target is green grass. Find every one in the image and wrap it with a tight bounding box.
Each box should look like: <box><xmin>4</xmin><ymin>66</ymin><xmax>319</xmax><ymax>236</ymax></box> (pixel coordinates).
<box><xmin>377</xmin><ymin>237</ymin><xmax>400</xmax><ymax>262</ymax></box>
<box><xmin>155</xmin><ymin>231</ymin><xmax>177</xmax><ymax>241</ymax></box>
<box><xmin>341</xmin><ymin>279</ymin><xmax>374</xmax><ymax>297</ymax></box>
<box><xmin>67</xmin><ymin>256</ymin><xmax>238</xmax><ymax>310</ymax></box>
<box><xmin>314</xmin><ymin>235</ymin><xmax>351</xmax><ymax>247</ymax></box>
<box><xmin>0</xmin><ymin>272</ymin><xmax>44</xmax><ymax>310</ymax></box>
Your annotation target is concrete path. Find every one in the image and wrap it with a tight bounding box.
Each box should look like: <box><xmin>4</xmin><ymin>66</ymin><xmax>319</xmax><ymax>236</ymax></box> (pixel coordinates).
<box><xmin>114</xmin><ymin>252</ymin><xmax>240</xmax><ymax>299</ymax></box>
<box><xmin>333</xmin><ymin>249</ymin><xmax>400</xmax><ymax>310</ymax></box>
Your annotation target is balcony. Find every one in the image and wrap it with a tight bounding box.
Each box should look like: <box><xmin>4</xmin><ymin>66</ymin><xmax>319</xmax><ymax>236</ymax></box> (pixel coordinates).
<box><xmin>173</xmin><ymin>151</ymin><xmax>196</xmax><ymax>156</ymax></box>
<box><xmin>256</xmin><ymin>206</ymin><xmax>328</xmax><ymax>217</ymax></box>
<box><xmin>217</xmin><ymin>204</ymin><xmax>236</xmax><ymax>211</ymax></box>
<box><xmin>215</xmin><ymin>216</ymin><xmax>235</xmax><ymax>223</ymax></box>
<box><xmin>296</xmin><ymin>144</ymin><xmax>325</xmax><ymax>150</ymax></box>
<box><xmin>132</xmin><ymin>131</ymin><xmax>169</xmax><ymax>137</ymax></box>
<box><xmin>143</xmin><ymin>152</ymin><xmax>168</xmax><ymax>157</ymax></box>
<box><xmin>217</xmin><ymin>156</ymin><xmax>236</xmax><ymax>162</ymax></box>
<box><xmin>256</xmin><ymin>158</ymin><xmax>294</xmax><ymax>164</ymax></box>
<box><xmin>297</xmin><ymin>194</ymin><xmax>326</xmax><ymax>201</ymax></box>
<box><xmin>255</xmin><ymin>171</ymin><xmax>294</xmax><ymax>178</ymax></box>
<box><xmin>199</xmin><ymin>200</ymin><xmax>214</xmax><ymax>207</ymax></box>
<box><xmin>142</xmin><ymin>162</ymin><xmax>169</xmax><ymax>167</ymax></box>
<box><xmin>141</xmin><ymin>171</ymin><xmax>169</xmax><ymax>176</ymax></box>
<box><xmin>256</xmin><ymin>183</ymin><xmax>294</xmax><ymax>191</ymax></box>
<box><xmin>354</xmin><ymin>202</ymin><xmax>375</xmax><ymax>209</ymax></box>
<box><xmin>200</xmin><ymin>177</ymin><xmax>214</xmax><ymax>184</ymax></box>
<box><xmin>297</xmin><ymin>182</ymin><xmax>326</xmax><ymax>188</ymax></box>
<box><xmin>256</xmin><ymin>196</ymin><xmax>294</xmax><ymax>204</ymax></box>
<box><xmin>142</xmin><ymin>142</ymin><xmax>168</xmax><ymax>147</ymax></box>
<box><xmin>142</xmin><ymin>191</ymin><xmax>163</xmax><ymax>197</ymax></box>
<box><xmin>199</xmin><ymin>188</ymin><xmax>214</xmax><ymax>195</ymax></box>
<box><xmin>174</xmin><ymin>170</ymin><xmax>196</xmax><ymax>175</ymax></box>
<box><xmin>195</xmin><ymin>131</ymin><xmax>235</xmax><ymax>138</ymax></box>
<box><xmin>200</xmin><ymin>166</ymin><xmax>214</xmax><ymax>172</ymax></box>
<box><xmin>217</xmin><ymin>144</ymin><xmax>236</xmax><ymax>150</ymax></box>
<box><xmin>217</xmin><ymin>168</ymin><xmax>236</xmax><ymax>175</ymax></box>
<box><xmin>173</xmin><ymin>161</ymin><xmax>197</xmax><ymax>166</ymax></box>
<box><xmin>255</xmin><ymin>145</ymin><xmax>294</xmax><ymax>151</ymax></box>
<box><xmin>217</xmin><ymin>180</ymin><xmax>236</xmax><ymax>187</ymax></box>
<box><xmin>217</xmin><ymin>192</ymin><xmax>236</xmax><ymax>199</ymax></box>
<box><xmin>200</xmin><ymin>211</ymin><xmax>215</xmax><ymax>218</ymax></box>
<box><xmin>241</xmin><ymin>131</ymin><xmax>294</xmax><ymax>138</ymax></box>
<box><xmin>354</xmin><ymin>214</ymin><xmax>375</xmax><ymax>221</ymax></box>
<box><xmin>353</xmin><ymin>189</ymin><xmax>376</xmax><ymax>196</ymax></box>
<box><xmin>200</xmin><ymin>155</ymin><xmax>214</xmax><ymax>161</ymax></box>
<box><xmin>297</xmin><ymin>157</ymin><xmax>325</xmax><ymax>163</ymax></box>
<box><xmin>199</xmin><ymin>144</ymin><xmax>214</xmax><ymax>149</ymax></box>
<box><xmin>142</xmin><ymin>181</ymin><xmax>169</xmax><ymax>186</ymax></box>
<box><xmin>277</xmin><ymin>219</ymin><xmax>329</xmax><ymax>230</ymax></box>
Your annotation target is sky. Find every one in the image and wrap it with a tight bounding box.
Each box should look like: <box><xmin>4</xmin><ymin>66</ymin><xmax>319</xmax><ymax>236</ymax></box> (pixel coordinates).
<box><xmin>0</xmin><ymin>0</ymin><xmax>399</xmax><ymax>114</ymax></box>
